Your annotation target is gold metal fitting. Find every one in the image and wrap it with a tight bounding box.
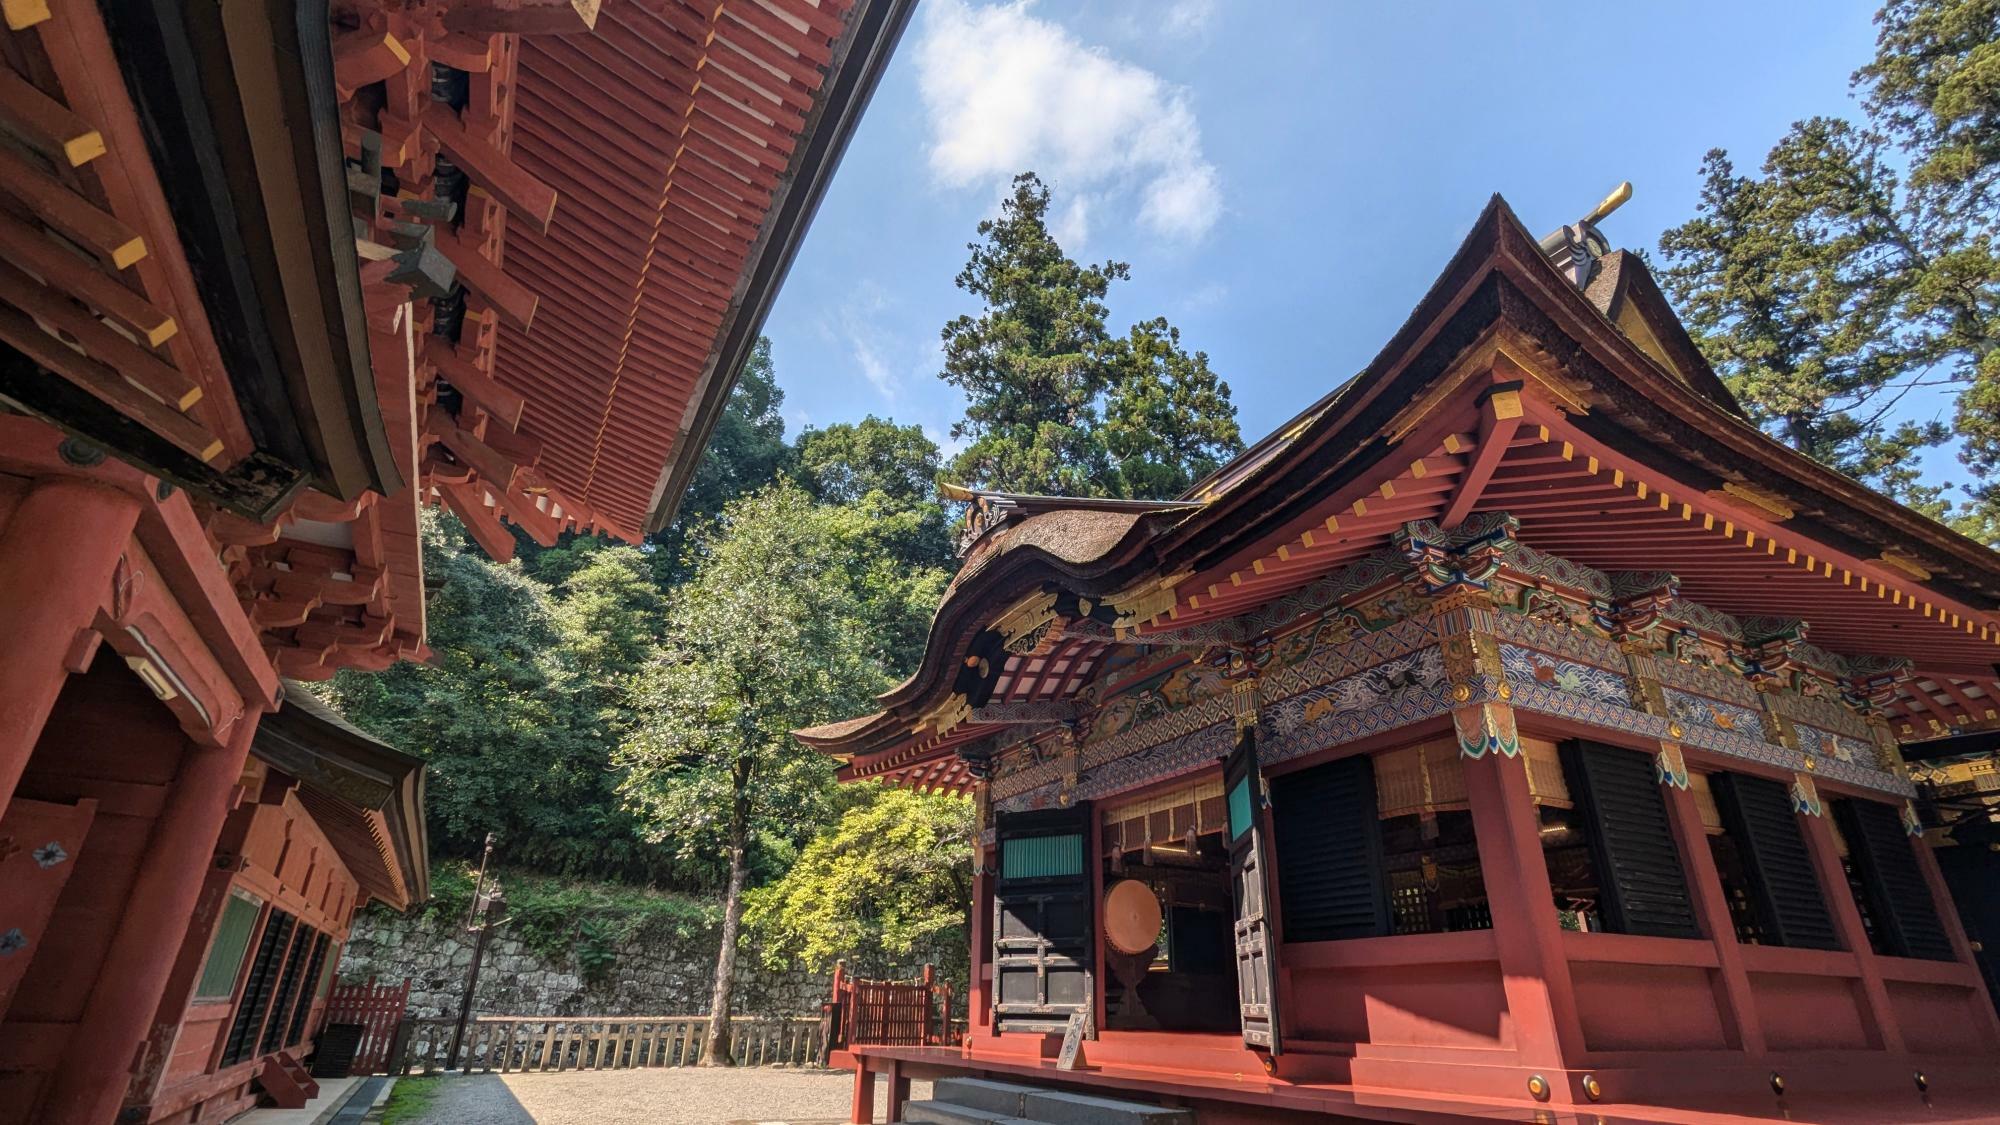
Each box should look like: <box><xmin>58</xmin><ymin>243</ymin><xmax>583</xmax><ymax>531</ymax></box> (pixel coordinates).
<box><xmin>1526</xmin><ymin>1075</ymin><xmax>1549</xmax><ymax>1101</ymax></box>
<box><xmin>1581</xmin><ymin>1074</ymin><xmax>1602</xmax><ymax>1102</ymax></box>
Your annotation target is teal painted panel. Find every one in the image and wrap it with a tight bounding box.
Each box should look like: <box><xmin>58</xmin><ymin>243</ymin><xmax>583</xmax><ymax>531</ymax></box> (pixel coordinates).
<box><xmin>1228</xmin><ymin>776</ymin><xmax>1253</xmax><ymax>840</ymax></box>
<box><xmin>1002</xmin><ymin>833</ymin><xmax>1083</xmax><ymax>880</ymax></box>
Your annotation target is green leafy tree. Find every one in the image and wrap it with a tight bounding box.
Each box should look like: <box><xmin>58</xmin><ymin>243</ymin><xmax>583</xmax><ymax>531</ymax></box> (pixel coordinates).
<box><xmin>745</xmin><ymin>786</ymin><xmax>974</xmax><ymax>983</ymax></box>
<box><xmin>647</xmin><ymin>337</ymin><xmax>797</xmax><ymax>585</ymax></box>
<box><xmin>327</xmin><ymin>513</ymin><xmax>655</xmax><ymax>877</ymax></box>
<box><xmin>940</xmin><ymin>173</ymin><xmax>1243</xmax><ymax>499</ymax></box>
<box><xmin>1658</xmin><ymin>0</ymin><xmax>2000</xmax><ymax>540</ymax></box>
<box><xmin>795</xmin><ymin>415</ymin><xmax>944</xmax><ymax>509</ymax></box>
<box><xmin>616</xmin><ymin>483</ymin><xmax>894</xmax><ymax>1064</ymax></box>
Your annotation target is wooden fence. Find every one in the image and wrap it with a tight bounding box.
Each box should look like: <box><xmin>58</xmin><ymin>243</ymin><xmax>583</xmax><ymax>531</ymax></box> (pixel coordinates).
<box><xmin>398</xmin><ymin>1015</ymin><xmax>826</xmax><ymax>1074</ymax></box>
<box><xmin>321</xmin><ymin>977</ymin><xmax>411</xmax><ymax>1075</ymax></box>
<box><xmin>826</xmin><ymin>963</ymin><xmax>957</xmax><ymax>1052</ymax></box>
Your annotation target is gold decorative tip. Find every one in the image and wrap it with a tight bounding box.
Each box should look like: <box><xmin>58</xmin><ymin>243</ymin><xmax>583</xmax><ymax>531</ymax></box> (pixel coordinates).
<box><xmin>198</xmin><ymin>438</ymin><xmax>225</xmax><ymax>463</ymax></box>
<box><xmin>1878</xmin><ymin>548</ymin><xmax>1933</xmax><ymax>582</ymax></box>
<box><xmin>2</xmin><ymin>0</ymin><xmax>49</xmax><ymax>29</ymax></box>
<box><xmin>64</xmin><ymin>131</ymin><xmax>107</xmax><ymax>167</ymax></box>
<box><xmin>144</xmin><ymin>316</ymin><xmax>180</xmax><ymax>349</ymax></box>
<box><xmin>175</xmin><ymin>385</ymin><xmax>204</xmax><ymax>412</ymax></box>
<box><xmin>111</xmin><ymin>236</ymin><xmax>147</xmax><ymax>271</ymax></box>
<box><xmin>938</xmin><ymin>481</ymin><xmax>975</xmax><ymax>502</ymax></box>
<box><xmin>1582</xmin><ymin>181</ymin><xmax>1633</xmax><ymax>226</ymax></box>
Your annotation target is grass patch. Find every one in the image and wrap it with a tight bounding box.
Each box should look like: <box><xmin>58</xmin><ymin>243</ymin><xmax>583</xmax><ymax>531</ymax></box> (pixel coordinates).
<box><xmin>379</xmin><ymin>1076</ymin><xmax>442</xmax><ymax>1124</ymax></box>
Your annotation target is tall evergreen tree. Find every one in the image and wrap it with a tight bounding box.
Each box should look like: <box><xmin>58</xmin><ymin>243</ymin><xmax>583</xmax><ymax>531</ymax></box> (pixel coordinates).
<box><xmin>617</xmin><ymin>483</ymin><xmax>896</xmax><ymax>1064</ymax></box>
<box><xmin>939</xmin><ymin>173</ymin><xmax>1243</xmax><ymax>499</ymax></box>
<box><xmin>1659</xmin><ymin>0</ymin><xmax>2000</xmax><ymax>541</ymax></box>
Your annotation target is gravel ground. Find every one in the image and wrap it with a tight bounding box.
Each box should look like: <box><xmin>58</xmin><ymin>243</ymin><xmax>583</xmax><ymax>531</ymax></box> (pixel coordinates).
<box><xmin>393</xmin><ymin>1068</ymin><xmax>933</xmax><ymax>1125</ymax></box>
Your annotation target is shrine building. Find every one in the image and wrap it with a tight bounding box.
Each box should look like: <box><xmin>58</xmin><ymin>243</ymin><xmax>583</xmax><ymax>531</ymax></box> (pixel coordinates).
<box><xmin>804</xmin><ymin>194</ymin><xmax>2000</xmax><ymax>1124</ymax></box>
<box><xmin>0</xmin><ymin>1</ymin><xmax>911</xmax><ymax>1122</ymax></box>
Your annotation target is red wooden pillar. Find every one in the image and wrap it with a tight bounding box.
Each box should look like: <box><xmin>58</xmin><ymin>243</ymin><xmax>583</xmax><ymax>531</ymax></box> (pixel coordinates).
<box><xmin>40</xmin><ymin>712</ymin><xmax>261</xmax><ymax>1125</ymax></box>
<box><xmin>1462</xmin><ymin>738</ymin><xmax>1586</xmax><ymax>1072</ymax></box>
<box><xmin>1659</xmin><ymin>776</ymin><xmax>1765</xmax><ymax>1055</ymax></box>
<box><xmin>126</xmin><ymin>782</ymin><xmax>265</xmax><ymax>1110</ymax></box>
<box><xmin>0</xmin><ymin>477</ymin><xmax>141</xmax><ymax>811</ymax></box>
<box><xmin>885</xmin><ymin>1057</ymin><xmax>910</xmax><ymax>1120</ymax></box>
<box><xmin>969</xmin><ymin>843</ymin><xmax>993</xmax><ymax>1032</ymax></box>
<box><xmin>849</xmin><ymin>1056</ymin><xmax>876</xmax><ymax>1124</ymax></box>
<box><xmin>1797</xmin><ymin>806</ymin><xmax>1906</xmax><ymax>1053</ymax></box>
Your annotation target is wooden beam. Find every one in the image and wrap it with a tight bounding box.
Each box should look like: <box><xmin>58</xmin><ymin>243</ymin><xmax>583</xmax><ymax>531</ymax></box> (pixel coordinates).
<box><xmin>480</xmin><ymin>419</ymin><xmax>542</xmax><ymax>468</ymax></box>
<box><xmin>499</xmin><ymin>485</ymin><xmax>562</xmax><ymax>547</ymax></box>
<box><xmin>437</xmin><ymin>423</ymin><xmax>521</xmax><ymax>490</ymax></box>
<box><xmin>436</xmin><ymin>479</ymin><xmax>516</xmax><ymax>562</ymax></box>
<box><xmin>442</xmin><ymin>0</ymin><xmax>600</xmax><ymax>35</ymax></box>
<box><xmin>426</xmin><ymin>338</ymin><xmax>525</xmax><ymax>430</ymax></box>
<box><xmin>331</xmin><ymin>29</ymin><xmax>412</xmax><ymax>97</ymax></box>
<box><xmin>0</xmin><ymin>132</ymin><xmax>143</xmax><ymax>268</ymax></box>
<box><xmin>0</xmin><ymin>68</ymin><xmax>104</xmax><ymax>166</ymax></box>
<box><xmin>0</xmin><ymin>299</ymin><xmax>219</xmax><ymax>461</ymax></box>
<box><xmin>0</xmin><ymin>208</ymin><xmax>173</xmax><ymax>345</ymax></box>
<box><xmin>0</xmin><ymin>260</ymin><xmax>198</xmax><ymax>409</ymax></box>
<box><xmin>438</xmin><ymin>235</ymin><xmax>537</xmax><ymax>330</ymax></box>
<box><xmin>1440</xmin><ymin>400</ymin><xmax>1522</xmax><ymax>529</ymax></box>
<box><xmin>423</xmin><ymin>103</ymin><xmax>557</xmax><ymax>233</ymax></box>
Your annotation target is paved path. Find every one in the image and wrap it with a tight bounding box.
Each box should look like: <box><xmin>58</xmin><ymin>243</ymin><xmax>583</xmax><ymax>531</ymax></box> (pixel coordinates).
<box><xmin>394</xmin><ymin>1068</ymin><xmax>931</xmax><ymax>1125</ymax></box>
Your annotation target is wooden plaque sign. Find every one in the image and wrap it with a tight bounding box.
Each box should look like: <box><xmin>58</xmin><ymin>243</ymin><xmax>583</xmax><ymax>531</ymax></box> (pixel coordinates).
<box><xmin>1056</xmin><ymin>1010</ymin><xmax>1085</xmax><ymax>1071</ymax></box>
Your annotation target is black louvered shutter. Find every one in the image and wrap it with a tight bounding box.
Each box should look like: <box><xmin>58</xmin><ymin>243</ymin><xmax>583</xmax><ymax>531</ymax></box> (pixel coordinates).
<box><xmin>1835</xmin><ymin>799</ymin><xmax>1954</xmax><ymax>961</ymax></box>
<box><xmin>223</xmin><ymin>909</ymin><xmax>295</xmax><ymax>1066</ymax></box>
<box><xmin>1561</xmin><ymin>741</ymin><xmax>1700</xmax><ymax>938</ymax></box>
<box><xmin>1271</xmin><ymin>755</ymin><xmax>1388</xmax><ymax>941</ymax></box>
<box><xmin>992</xmin><ymin>805</ymin><xmax>1094</xmax><ymax>1034</ymax></box>
<box><xmin>1711</xmin><ymin>773</ymin><xmax>1839</xmax><ymax>950</ymax></box>
<box><xmin>261</xmin><ymin>921</ymin><xmax>315</xmax><ymax>1054</ymax></box>
<box><xmin>285</xmin><ymin>931</ymin><xmax>331</xmax><ymax>1047</ymax></box>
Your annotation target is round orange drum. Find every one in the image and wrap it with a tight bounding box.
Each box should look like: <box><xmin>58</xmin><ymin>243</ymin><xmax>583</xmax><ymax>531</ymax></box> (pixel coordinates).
<box><xmin>1104</xmin><ymin>879</ymin><xmax>1164</xmax><ymax>955</ymax></box>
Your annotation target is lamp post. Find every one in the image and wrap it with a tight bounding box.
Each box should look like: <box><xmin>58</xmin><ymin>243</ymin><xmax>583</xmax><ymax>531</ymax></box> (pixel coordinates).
<box><xmin>448</xmin><ymin>834</ymin><xmax>507</xmax><ymax>1072</ymax></box>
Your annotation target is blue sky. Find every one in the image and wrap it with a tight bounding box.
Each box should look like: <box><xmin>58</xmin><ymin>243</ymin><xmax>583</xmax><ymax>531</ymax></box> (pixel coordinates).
<box><xmin>762</xmin><ymin>0</ymin><xmax>1896</xmax><ymax>472</ymax></box>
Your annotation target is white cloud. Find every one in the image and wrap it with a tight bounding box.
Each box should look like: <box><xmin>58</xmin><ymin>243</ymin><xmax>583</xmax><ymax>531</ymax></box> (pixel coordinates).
<box><xmin>1161</xmin><ymin>0</ymin><xmax>1216</xmax><ymax>39</ymax></box>
<box><xmin>818</xmin><ymin>282</ymin><xmax>901</xmax><ymax>401</ymax></box>
<box><xmin>915</xmin><ymin>0</ymin><xmax>1223</xmax><ymax>243</ymax></box>
<box><xmin>1052</xmin><ymin>193</ymin><xmax>1092</xmax><ymax>250</ymax></box>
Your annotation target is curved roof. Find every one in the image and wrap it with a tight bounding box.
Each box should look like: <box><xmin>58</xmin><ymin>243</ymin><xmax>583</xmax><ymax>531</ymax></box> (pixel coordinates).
<box><xmin>800</xmin><ymin>194</ymin><xmax>2000</xmax><ymax>778</ymax></box>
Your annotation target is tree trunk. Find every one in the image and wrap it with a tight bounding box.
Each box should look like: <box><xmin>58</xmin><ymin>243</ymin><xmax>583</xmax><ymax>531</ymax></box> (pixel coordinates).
<box><xmin>701</xmin><ymin>784</ymin><xmax>751</xmax><ymax>1066</ymax></box>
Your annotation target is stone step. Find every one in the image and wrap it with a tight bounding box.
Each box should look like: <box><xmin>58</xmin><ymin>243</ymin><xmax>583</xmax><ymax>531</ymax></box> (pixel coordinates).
<box><xmin>1020</xmin><ymin>1088</ymin><xmax>1195</xmax><ymax>1125</ymax></box>
<box><xmin>932</xmin><ymin>1077</ymin><xmax>1034</xmax><ymax>1116</ymax></box>
<box><xmin>924</xmin><ymin>1076</ymin><xmax>1195</xmax><ymax>1125</ymax></box>
<box><xmin>898</xmin><ymin>1101</ymin><xmax>1043</xmax><ymax>1125</ymax></box>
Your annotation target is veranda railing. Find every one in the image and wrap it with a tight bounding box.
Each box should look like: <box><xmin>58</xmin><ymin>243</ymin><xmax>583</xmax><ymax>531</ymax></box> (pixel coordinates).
<box><xmin>398</xmin><ymin>1015</ymin><xmax>827</xmax><ymax>1074</ymax></box>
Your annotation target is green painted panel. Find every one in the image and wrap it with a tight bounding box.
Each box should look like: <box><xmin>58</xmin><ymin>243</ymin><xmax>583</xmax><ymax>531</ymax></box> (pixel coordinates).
<box><xmin>194</xmin><ymin>893</ymin><xmax>262</xmax><ymax>1000</ymax></box>
<box><xmin>1002</xmin><ymin>833</ymin><xmax>1083</xmax><ymax>880</ymax></box>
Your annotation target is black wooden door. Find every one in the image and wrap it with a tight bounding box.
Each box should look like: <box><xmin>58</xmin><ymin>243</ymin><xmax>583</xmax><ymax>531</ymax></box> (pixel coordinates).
<box><xmin>992</xmin><ymin>805</ymin><xmax>1094</xmax><ymax>1034</ymax></box>
<box><xmin>1225</xmin><ymin>730</ymin><xmax>1283</xmax><ymax>1054</ymax></box>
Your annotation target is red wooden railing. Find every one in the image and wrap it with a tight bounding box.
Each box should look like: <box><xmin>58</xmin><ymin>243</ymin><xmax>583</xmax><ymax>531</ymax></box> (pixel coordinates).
<box><xmin>824</xmin><ymin>963</ymin><xmax>954</xmax><ymax>1054</ymax></box>
<box><xmin>322</xmin><ymin>976</ymin><xmax>411</xmax><ymax>1075</ymax></box>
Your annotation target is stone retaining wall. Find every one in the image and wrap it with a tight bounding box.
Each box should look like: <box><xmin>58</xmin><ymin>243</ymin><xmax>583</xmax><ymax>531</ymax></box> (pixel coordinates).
<box><xmin>337</xmin><ymin>908</ymin><xmax>831</xmax><ymax>1020</ymax></box>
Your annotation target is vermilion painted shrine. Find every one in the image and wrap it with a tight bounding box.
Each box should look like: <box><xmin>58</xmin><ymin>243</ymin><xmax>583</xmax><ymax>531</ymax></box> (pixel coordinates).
<box><xmin>0</xmin><ymin>1</ymin><xmax>909</xmax><ymax>1122</ymax></box>
<box><xmin>804</xmin><ymin>198</ymin><xmax>2000</xmax><ymax>1123</ymax></box>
